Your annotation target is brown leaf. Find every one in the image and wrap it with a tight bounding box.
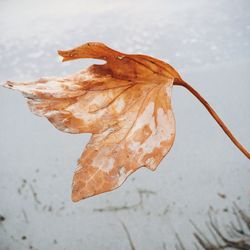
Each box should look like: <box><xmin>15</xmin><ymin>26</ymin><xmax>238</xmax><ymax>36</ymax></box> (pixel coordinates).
<box><xmin>4</xmin><ymin>42</ymin><xmax>179</xmax><ymax>201</ymax></box>
<box><xmin>5</xmin><ymin>42</ymin><xmax>248</xmax><ymax>201</ymax></box>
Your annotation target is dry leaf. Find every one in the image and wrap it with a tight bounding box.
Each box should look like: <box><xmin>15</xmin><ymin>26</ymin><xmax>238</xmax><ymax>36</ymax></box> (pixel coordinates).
<box><xmin>3</xmin><ymin>42</ymin><xmax>249</xmax><ymax>202</ymax></box>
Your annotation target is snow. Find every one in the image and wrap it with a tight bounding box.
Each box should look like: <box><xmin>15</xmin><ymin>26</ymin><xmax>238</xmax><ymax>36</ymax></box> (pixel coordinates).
<box><xmin>0</xmin><ymin>0</ymin><xmax>249</xmax><ymax>249</ymax></box>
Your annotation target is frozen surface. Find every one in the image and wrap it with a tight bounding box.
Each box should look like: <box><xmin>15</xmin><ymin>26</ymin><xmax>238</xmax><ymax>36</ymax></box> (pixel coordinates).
<box><xmin>0</xmin><ymin>0</ymin><xmax>249</xmax><ymax>249</ymax></box>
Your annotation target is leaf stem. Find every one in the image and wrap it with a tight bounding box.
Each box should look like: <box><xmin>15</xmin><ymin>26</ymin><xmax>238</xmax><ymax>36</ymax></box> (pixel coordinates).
<box><xmin>173</xmin><ymin>79</ymin><xmax>250</xmax><ymax>159</ymax></box>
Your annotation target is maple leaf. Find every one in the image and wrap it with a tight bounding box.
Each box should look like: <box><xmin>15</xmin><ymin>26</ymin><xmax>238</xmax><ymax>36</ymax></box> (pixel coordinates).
<box><xmin>3</xmin><ymin>42</ymin><xmax>249</xmax><ymax>202</ymax></box>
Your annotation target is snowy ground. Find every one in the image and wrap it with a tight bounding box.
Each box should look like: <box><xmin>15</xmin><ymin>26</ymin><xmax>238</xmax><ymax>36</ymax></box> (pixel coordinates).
<box><xmin>0</xmin><ymin>0</ymin><xmax>249</xmax><ymax>249</ymax></box>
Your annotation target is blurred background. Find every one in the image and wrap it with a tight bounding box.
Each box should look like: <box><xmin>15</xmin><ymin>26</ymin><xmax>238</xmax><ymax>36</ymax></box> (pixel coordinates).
<box><xmin>0</xmin><ymin>0</ymin><xmax>249</xmax><ymax>249</ymax></box>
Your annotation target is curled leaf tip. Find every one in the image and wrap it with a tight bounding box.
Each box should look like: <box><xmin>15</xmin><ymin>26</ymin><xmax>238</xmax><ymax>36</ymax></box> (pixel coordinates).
<box><xmin>2</xmin><ymin>81</ymin><xmax>15</xmax><ymax>89</ymax></box>
<box><xmin>57</xmin><ymin>51</ymin><xmax>66</xmax><ymax>62</ymax></box>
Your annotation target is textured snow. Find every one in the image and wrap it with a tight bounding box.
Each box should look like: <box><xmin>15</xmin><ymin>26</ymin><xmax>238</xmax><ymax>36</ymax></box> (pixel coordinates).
<box><xmin>0</xmin><ymin>0</ymin><xmax>249</xmax><ymax>249</ymax></box>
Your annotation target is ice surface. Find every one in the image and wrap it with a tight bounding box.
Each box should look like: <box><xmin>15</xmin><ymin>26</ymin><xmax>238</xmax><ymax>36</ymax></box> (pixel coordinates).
<box><xmin>0</xmin><ymin>0</ymin><xmax>249</xmax><ymax>249</ymax></box>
